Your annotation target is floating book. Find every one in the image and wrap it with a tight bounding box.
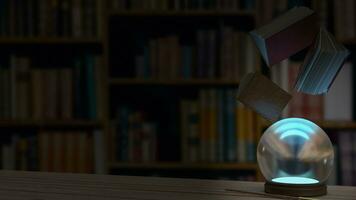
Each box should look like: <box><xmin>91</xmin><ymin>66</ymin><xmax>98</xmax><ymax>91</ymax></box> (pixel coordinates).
<box><xmin>250</xmin><ymin>7</ymin><xmax>318</xmax><ymax>66</ymax></box>
<box><xmin>295</xmin><ymin>28</ymin><xmax>350</xmax><ymax>95</ymax></box>
<box><xmin>237</xmin><ymin>72</ymin><xmax>291</xmax><ymax>122</ymax></box>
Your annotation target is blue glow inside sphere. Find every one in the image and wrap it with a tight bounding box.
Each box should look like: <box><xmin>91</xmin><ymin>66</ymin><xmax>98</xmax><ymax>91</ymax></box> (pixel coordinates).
<box><xmin>257</xmin><ymin>118</ymin><xmax>334</xmax><ymax>185</ymax></box>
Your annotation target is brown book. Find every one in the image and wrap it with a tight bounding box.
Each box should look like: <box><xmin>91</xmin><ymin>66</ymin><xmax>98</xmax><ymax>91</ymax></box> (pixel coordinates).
<box><xmin>95</xmin><ymin>57</ymin><xmax>104</xmax><ymax>120</ymax></box>
<box><xmin>86</xmin><ymin>135</ymin><xmax>94</xmax><ymax>173</ymax></box>
<box><xmin>250</xmin><ymin>7</ymin><xmax>318</xmax><ymax>66</ymax></box>
<box><xmin>43</xmin><ymin>70</ymin><xmax>59</xmax><ymax>119</ymax></box>
<box><xmin>16</xmin><ymin>57</ymin><xmax>31</xmax><ymax>120</ymax></box>
<box><xmin>77</xmin><ymin>132</ymin><xmax>88</xmax><ymax>173</ymax></box>
<box><xmin>52</xmin><ymin>132</ymin><xmax>65</xmax><ymax>172</ymax></box>
<box><xmin>64</xmin><ymin>132</ymin><xmax>76</xmax><ymax>173</ymax></box>
<box><xmin>237</xmin><ymin>72</ymin><xmax>291</xmax><ymax>122</ymax></box>
<box><xmin>72</xmin><ymin>0</ymin><xmax>82</xmax><ymax>37</ymax></box>
<box><xmin>59</xmin><ymin>69</ymin><xmax>73</xmax><ymax>119</ymax></box>
<box><xmin>31</xmin><ymin>70</ymin><xmax>43</xmax><ymax>120</ymax></box>
<box><xmin>38</xmin><ymin>131</ymin><xmax>50</xmax><ymax>172</ymax></box>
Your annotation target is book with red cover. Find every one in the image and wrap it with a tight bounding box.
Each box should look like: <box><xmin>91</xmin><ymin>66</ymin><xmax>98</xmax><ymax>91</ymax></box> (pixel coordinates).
<box><xmin>250</xmin><ymin>6</ymin><xmax>318</xmax><ymax>66</ymax></box>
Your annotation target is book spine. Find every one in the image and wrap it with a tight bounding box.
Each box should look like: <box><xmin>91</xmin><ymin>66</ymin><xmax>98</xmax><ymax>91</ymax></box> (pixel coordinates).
<box><xmin>199</xmin><ymin>90</ymin><xmax>207</xmax><ymax>162</ymax></box>
<box><xmin>180</xmin><ymin>101</ymin><xmax>189</xmax><ymax>162</ymax></box>
<box><xmin>225</xmin><ymin>89</ymin><xmax>236</xmax><ymax>162</ymax></box>
<box><xmin>60</xmin><ymin>69</ymin><xmax>73</xmax><ymax>119</ymax></box>
<box><xmin>188</xmin><ymin>101</ymin><xmax>199</xmax><ymax>162</ymax></box>
<box><xmin>72</xmin><ymin>0</ymin><xmax>82</xmax><ymax>37</ymax></box>
<box><xmin>73</xmin><ymin>59</ymin><xmax>84</xmax><ymax>119</ymax></box>
<box><xmin>53</xmin><ymin>132</ymin><xmax>65</xmax><ymax>172</ymax></box>
<box><xmin>207</xmin><ymin>30</ymin><xmax>217</xmax><ymax>78</ymax></box>
<box><xmin>208</xmin><ymin>89</ymin><xmax>217</xmax><ymax>162</ymax></box>
<box><xmin>31</xmin><ymin>70</ymin><xmax>43</xmax><ymax>120</ymax></box>
<box><xmin>85</xmin><ymin>55</ymin><xmax>97</xmax><ymax>119</ymax></box>
<box><xmin>77</xmin><ymin>132</ymin><xmax>88</xmax><ymax>173</ymax></box>
<box><xmin>38</xmin><ymin>131</ymin><xmax>49</xmax><ymax>171</ymax></box>
<box><xmin>117</xmin><ymin>106</ymin><xmax>129</xmax><ymax>162</ymax></box>
<box><xmin>64</xmin><ymin>132</ymin><xmax>76</xmax><ymax>172</ymax></box>
<box><xmin>217</xmin><ymin>90</ymin><xmax>224</xmax><ymax>162</ymax></box>
<box><xmin>246</xmin><ymin>108</ymin><xmax>255</xmax><ymax>162</ymax></box>
<box><xmin>236</xmin><ymin>102</ymin><xmax>246</xmax><ymax>163</ymax></box>
<box><xmin>10</xmin><ymin>56</ymin><xmax>17</xmax><ymax>119</ymax></box>
<box><xmin>27</xmin><ymin>136</ymin><xmax>37</xmax><ymax>170</ymax></box>
<box><xmin>181</xmin><ymin>45</ymin><xmax>192</xmax><ymax>79</ymax></box>
<box><xmin>93</xmin><ymin>130</ymin><xmax>107</xmax><ymax>174</ymax></box>
<box><xmin>339</xmin><ymin>132</ymin><xmax>353</xmax><ymax>185</ymax></box>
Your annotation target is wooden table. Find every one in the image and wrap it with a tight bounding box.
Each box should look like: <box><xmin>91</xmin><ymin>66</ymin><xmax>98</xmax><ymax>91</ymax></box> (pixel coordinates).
<box><xmin>0</xmin><ymin>171</ymin><xmax>355</xmax><ymax>200</ymax></box>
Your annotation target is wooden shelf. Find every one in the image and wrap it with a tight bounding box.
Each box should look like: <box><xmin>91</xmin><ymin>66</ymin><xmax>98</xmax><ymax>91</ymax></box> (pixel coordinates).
<box><xmin>0</xmin><ymin>37</ymin><xmax>102</xmax><ymax>44</ymax></box>
<box><xmin>0</xmin><ymin>120</ymin><xmax>102</xmax><ymax>128</ymax></box>
<box><xmin>261</xmin><ymin>119</ymin><xmax>356</xmax><ymax>130</ymax></box>
<box><xmin>109</xmin><ymin>10</ymin><xmax>256</xmax><ymax>17</ymax></box>
<box><xmin>109</xmin><ymin>162</ymin><xmax>258</xmax><ymax>170</ymax></box>
<box><xmin>109</xmin><ymin>79</ymin><xmax>240</xmax><ymax>86</ymax></box>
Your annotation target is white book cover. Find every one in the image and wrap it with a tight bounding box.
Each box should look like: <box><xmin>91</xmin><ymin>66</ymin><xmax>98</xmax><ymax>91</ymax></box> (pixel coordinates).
<box><xmin>324</xmin><ymin>62</ymin><xmax>353</xmax><ymax>120</ymax></box>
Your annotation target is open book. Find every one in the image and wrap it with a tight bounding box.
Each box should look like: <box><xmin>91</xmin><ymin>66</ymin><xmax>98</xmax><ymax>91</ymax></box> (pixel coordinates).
<box><xmin>295</xmin><ymin>28</ymin><xmax>350</xmax><ymax>95</ymax></box>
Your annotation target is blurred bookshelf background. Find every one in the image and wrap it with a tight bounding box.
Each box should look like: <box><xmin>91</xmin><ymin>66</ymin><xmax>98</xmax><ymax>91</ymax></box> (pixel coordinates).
<box><xmin>0</xmin><ymin>0</ymin><xmax>356</xmax><ymax>186</ymax></box>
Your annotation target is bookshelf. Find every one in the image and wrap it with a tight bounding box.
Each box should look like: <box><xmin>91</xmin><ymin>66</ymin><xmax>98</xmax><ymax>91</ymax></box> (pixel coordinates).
<box><xmin>0</xmin><ymin>0</ymin><xmax>355</xmax><ymax>185</ymax></box>
<box><xmin>105</xmin><ymin>0</ymin><xmax>261</xmax><ymax>182</ymax></box>
<box><xmin>0</xmin><ymin>0</ymin><xmax>106</xmax><ymax>174</ymax></box>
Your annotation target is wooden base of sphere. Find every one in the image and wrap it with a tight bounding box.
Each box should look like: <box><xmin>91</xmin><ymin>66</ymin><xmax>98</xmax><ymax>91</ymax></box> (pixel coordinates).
<box><xmin>265</xmin><ymin>181</ymin><xmax>326</xmax><ymax>197</ymax></box>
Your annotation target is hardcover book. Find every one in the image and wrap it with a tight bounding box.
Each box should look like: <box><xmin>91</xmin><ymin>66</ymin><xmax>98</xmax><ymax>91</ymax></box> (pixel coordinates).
<box><xmin>295</xmin><ymin>28</ymin><xmax>350</xmax><ymax>94</ymax></box>
<box><xmin>250</xmin><ymin>6</ymin><xmax>318</xmax><ymax>66</ymax></box>
<box><xmin>237</xmin><ymin>72</ymin><xmax>291</xmax><ymax>122</ymax></box>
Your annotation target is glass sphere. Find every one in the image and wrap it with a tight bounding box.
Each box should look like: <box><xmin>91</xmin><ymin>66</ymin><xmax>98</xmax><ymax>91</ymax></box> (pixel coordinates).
<box><xmin>257</xmin><ymin>118</ymin><xmax>334</xmax><ymax>185</ymax></box>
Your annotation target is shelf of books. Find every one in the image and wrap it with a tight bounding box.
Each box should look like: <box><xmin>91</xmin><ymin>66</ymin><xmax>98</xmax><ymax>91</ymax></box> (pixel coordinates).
<box><xmin>109</xmin><ymin>11</ymin><xmax>256</xmax><ymax>17</ymax></box>
<box><xmin>0</xmin><ymin>0</ymin><xmax>103</xmax><ymax>39</ymax></box>
<box><xmin>0</xmin><ymin>129</ymin><xmax>104</xmax><ymax>173</ymax></box>
<box><xmin>0</xmin><ymin>0</ymin><xmax>106</xmax><ymax>174</ymax></box>
<box><xmin>105</xmin><ymin>0</ymin><xmax>260</xmax><ymax>178</ymax></box>
<box><xmin>0</xmin><ymin>38</ymin><xmax>102</xmax><ymax>45</ymax></box>
<box><xmin>106</xmin><ymin>0</ymin><xmax>262</xmax><ymax>180</ymax></box>
<box><xmin>110</xmin><ymin>162</ymin><xmax>258</xmax><ymax>170</ymax></box>
<box><xmin>108</xmin><ymin>0</ymin><xmax>256</xmax><ymax>13</ymax></box>
<box><xmin>109</xmin><ymin>79</ymin><xmax>240</xmax><ymax>86</ymax></box>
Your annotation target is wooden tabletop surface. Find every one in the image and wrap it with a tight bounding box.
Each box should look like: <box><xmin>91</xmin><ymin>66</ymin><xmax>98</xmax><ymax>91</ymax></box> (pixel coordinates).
<box><xmin>0</xmin><ymin>170</ymin><xmax>355</xmax><ymax>200</ymax></box>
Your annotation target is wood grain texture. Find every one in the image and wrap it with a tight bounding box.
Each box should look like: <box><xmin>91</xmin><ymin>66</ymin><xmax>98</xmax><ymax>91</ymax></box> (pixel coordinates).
<box><xmin>0</xmin><ymin>171</ymin><xmax>354</xmax><ymax>200</ymax></box>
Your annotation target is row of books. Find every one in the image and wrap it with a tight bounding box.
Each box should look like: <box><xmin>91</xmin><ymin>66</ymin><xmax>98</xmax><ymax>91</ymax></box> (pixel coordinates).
<box><xmin>134</xmin><ymin>28</ymin><xmax>257</xmax><ymax>80</ymax></box>
<box><xmin>0</xmin><ymin>0</ymin><xmax>101</xmax><ymax>37</ymax></box>
<box><xmin>271</xmin><ymin>60</ymin><xmax>354</xmax><ymax>121</ymax></box>
<box><xmin>111</xmin><ymin>108</ymin><xmax>157</xmax><ymax>163</ymax></box>
<box><xmin>180</xmin><ymin>89</ymin><xmax>257</xmax><ymax>163</ymax></box>
<box><xmin>1</xmin><ymin>131</ymin><xmax>96</xmax><ymax>173</ymax></box>
<box><xmin>110</xmin><ymin>0</ymin><xmax>255</xmax><ymax>11</ymax></box>
<box><xmin>0</xmin><ymin>55</ymin><xmax>103</xmax><ymax>120</ymax></box>
<box><xmin>329</xmin><ymin>131</ymin><xmax>356</xmax><ymax>186</ymax></box>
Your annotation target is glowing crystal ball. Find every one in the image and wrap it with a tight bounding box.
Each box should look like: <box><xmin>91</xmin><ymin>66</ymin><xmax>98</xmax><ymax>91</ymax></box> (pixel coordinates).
<box><xmin>257</xmin><ymin>118</ymin><xmax>334</xmax><ymax>185</ymax></box>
